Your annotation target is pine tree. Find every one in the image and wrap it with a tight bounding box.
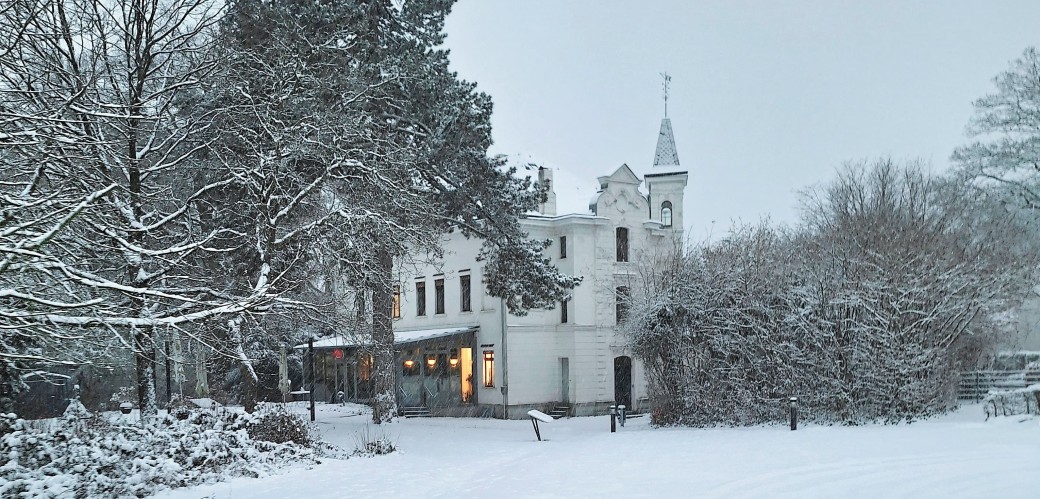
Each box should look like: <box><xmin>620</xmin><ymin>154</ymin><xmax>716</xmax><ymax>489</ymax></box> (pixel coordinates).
<box><xmin>218</xmin><ymin>0</ymin><xmax>580</xmax><ymax>422</ymax></box>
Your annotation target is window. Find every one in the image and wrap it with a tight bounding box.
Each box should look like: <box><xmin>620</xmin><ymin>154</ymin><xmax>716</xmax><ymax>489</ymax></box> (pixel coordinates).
<box><xmin>460</xmin><ymin>274</ymin><xmax>472</xmax><ymax>312</ymax></box>
<box><xmin>616</xmin><ymin>227</ymin><xmax>629</xmax><ymax>262</ymax></box>
<box><xmin>415</xmin><ymin>281</ymin><xmax>426</xmax><ymax>316</ymax></box>
<box><xmin>403</xmin><ymin>351</ymin><xmax>419</xmax><ymax>376</ymax></box>
<box><xmin>560</xmin><ymin>236</ymin><xmax>567</xmax><ymax>259</ymax></box>
<box><xmin>662</xmin><ymin>201</ymin><xmax>673</xmax><ymax>227</ymax></box>
<box><xmin>482</xmin><ymin>350</ymin><xmax>495</xmax><ymax>387</ymax></box>
<box><xmin>615</xmin><ymin>286</ymin><xmax>630</xmax><ymax>324</ymax></box>
<box><xmin>393</xmin><ymin>285</ymin><xmax>401</xmax><ymax>319</ymax></box>
<box><xmin>435</xmin><ymin>278</ymin><xmax>445</xmax><ymax>314</ymax></box>
<box><xmin>560</xmin><ymin>300</ymin><xmax>568</xmax><ymax>324</ymax></box>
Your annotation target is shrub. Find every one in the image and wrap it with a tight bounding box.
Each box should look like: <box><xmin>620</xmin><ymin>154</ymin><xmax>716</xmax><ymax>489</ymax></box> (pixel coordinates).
<box><xmin>352</xmin><ymin>426</ymin><xmax>396</xmax><ymax>457</ymax></box>
<box><xmin>245</xmin><ymin>403</ymin><xmax>313</xmax><ymax>446</ymax></box>
<box><xmin>0</xmin><ymin>407</ymin><xmax>321</xmax><ymax>498</ymax></box>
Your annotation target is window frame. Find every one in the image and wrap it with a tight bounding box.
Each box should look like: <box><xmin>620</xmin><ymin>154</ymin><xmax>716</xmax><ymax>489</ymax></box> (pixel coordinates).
<box><xmin>615</xmin><ymin>286</ymin><xmax>630</xmax><ymax>324</ymax></box>
<box><xmin>460</xmin><ymin>274</ymin><xmax>472</xmax><ymax>312</ymax></box>
<box><xmin>392</xmin><ymin>285</ymin><xmax>401</xmax><ymax>319</ymax></box>
<box><xmin>661</xmin><ymin>201</ymin><xmax>673</xmax><ymax>227</ymax></box>
<box><xmin>560</xmin><ymin>299</ymin><xmax>568</xmax><ymax>324</ymax></box>
<box><xmin>415</xmin><ymin>281</ymin><xmax>426</xmax><ymax>316</ymax></box>
<box><xmin>482</xmin><ymin>350</ymin><xmax>495</xmax><ymax>387</ymax></box>
<box><xmin>616</xmin><ymin>227</ymin><xmax>629</xmax><ymax>262</ymax></box>
<box><xmin>434</xmin><ymin>277</ymin><xmax>445</xmax><ymax>315</ymax></box>
<box><xmin>560</xmin><ymin>235</ymin><xmax>567</xmax><ymax>259</ymax></box>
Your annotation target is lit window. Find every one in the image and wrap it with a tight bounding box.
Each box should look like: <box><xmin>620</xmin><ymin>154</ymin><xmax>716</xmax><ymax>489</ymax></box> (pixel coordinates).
<box><xmin>359</xmin><ymin>354</ymin><xmax>372</xmax><ymax>381</ymax></box>
<box><xmin>482</xmin><ymin>350</ymin><xmax>495</xmax><ymax>387</ymax></box>
<box><xmin>435</xmin><ymin>278</ymin><xmax>445</xmax><ymax>314</ymax></box>
<box><xmin>403</xmin><ymin>351</ymin><xmax>419</xmax><ymax>376</ymax></box>
<box><xmin>415</xmin><ymin>281</ymin><xmax>426</xmax><ymax>316</ymax></box>
<box><xmin>560</xmin><ymin>236</ymin><xmax>567</xmax><ymax>259</ymax></box>
<box><xmin>615</xmin><ymin>286</ymin><xmax>630</xmax><ymax>324</ymax></box>
<box><xmin>616</xmin><ymin>227</ymin><xmax>629</xmax><ymax>262</ymax></box>
<box><xmin>560</xmin><ymin>300</ymin><xmax>568</xmax><ymax>324</ymax></box>
<box><xmin>460</xmin><ymin>274</ymin><xmax>471</xmax><ymax>312</ymax></box>
<box><xmin>393</xmin><ymin>285</ymin><xmax>401</xmax><ymax>319</ymax></box>
<box><xmin>662</xmin><ymin>201</ymin><xmax>673</xmax><ymax>227</ymax></box>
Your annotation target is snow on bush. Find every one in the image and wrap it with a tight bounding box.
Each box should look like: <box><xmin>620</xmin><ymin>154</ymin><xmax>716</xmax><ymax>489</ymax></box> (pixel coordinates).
<box><xmin>0</xmin><ymin>404</ymin><xmax>339</xmax><ymax>498</ymax></box>
<box><xmin>624</xmin><ymin>162</ymin><xmax>1038</xmax><ymax>427</ymax></box>
<box><xmin>246</xmin><ymin>403</ymin><xmax>313</xmax><ymax>446</ymax></box>
<box><xmin>983</xmin><ymin>384</ymin><xmax>1040</xmax><ymax>419</ymax></box>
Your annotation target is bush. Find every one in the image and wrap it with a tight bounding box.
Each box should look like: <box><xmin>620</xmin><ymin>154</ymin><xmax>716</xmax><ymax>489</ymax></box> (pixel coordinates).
<box><xmin>245</xmin><ymin>403</ymin><xmax>313</xmax><ymax>446</ymax></box>
<box><xmin>0</xmin><ymin>406</ymin><xmax>322</xmax><ymax>498</ymax></box>
<box><xmin>352</xmin><ymin>426</ymin><xmax>396</xmax><ymax>457</ymax></box>
<box><xmin>984</xmin><ymin>386</ymin><xmax>1040</xmax><ymax>419</ymax></box>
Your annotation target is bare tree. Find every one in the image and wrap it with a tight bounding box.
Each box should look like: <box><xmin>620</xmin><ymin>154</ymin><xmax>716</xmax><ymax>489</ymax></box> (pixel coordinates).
<box><xmin>625</xmin><ymin>160</ymin><xmax>1037</xmax><ymax>425</ymax></box>
<box><xmin>953</xmin><ymin>47</ymin><xmax>1040</xmax><ymax>210</ymax></box>
<box><xmin>0</xmin><ymin>0</ymin><xmax>278</xmax><ymax>421</ymax></box>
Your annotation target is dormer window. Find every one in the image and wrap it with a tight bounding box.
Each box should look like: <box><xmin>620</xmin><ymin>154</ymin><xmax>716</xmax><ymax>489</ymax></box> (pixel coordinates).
<box><xmin>661</xmin><ymin>201</ymin><xmax>673</xmax><ymax>227</ymax></box>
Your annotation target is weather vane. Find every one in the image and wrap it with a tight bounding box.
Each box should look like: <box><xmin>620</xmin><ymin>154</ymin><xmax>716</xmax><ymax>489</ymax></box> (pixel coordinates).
<box><xmin>660</xmin><ymin>72</ymin><xmax>671</xmax><ymax>117</ymax></box>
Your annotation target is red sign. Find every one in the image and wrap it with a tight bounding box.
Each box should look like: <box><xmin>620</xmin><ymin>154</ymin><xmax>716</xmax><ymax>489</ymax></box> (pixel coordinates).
<box><xmin>332</xmin><ymin>348</ymin><xmax>344</xmax><ymax>360</ymax></box>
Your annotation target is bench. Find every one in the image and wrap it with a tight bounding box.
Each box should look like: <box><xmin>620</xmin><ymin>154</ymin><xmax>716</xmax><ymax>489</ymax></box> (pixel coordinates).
<box><xmin>528</xmin><ymin>409</ymin><xmax>553</xmax><ymax>441</ymax></box>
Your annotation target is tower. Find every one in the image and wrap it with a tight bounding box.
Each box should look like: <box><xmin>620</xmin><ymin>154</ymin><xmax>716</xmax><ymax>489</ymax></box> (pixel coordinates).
<box><xmin>644</xmin><ymin>73</ymin><xmax>688</xmax><ymax>232</ymax></box>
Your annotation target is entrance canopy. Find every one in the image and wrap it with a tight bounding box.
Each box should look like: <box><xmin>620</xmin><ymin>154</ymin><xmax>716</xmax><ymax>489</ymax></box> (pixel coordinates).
<box><xmin>294</xmin><ymin>326</ymin><xmax>479</xmax><ymax>350</ymax></box>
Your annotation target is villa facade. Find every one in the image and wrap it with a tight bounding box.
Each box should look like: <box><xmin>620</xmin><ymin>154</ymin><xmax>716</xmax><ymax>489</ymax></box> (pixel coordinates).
<box><xmin>309</xmin><ymin>117</ymin><xmax>688</xmax><ymax>418</ymax></box>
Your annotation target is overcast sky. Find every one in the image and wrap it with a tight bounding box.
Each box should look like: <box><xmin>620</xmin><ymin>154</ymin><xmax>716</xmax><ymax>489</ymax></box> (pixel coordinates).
<box><xmin>442</xmin><ymin>0</ymin><xmax>1040</xmax><ymax>241</ymax></box>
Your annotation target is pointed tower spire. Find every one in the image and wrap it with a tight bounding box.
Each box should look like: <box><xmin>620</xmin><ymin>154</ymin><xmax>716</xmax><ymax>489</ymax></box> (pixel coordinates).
<box><xmin>653</xmin><ymin>117</ymin><xmax>680</xmax><ymax>167</ymax></box>
<box><xmin>654</xmin><ymin>73</ymin><xmax>679</xmax><ymax>167</ymax></box>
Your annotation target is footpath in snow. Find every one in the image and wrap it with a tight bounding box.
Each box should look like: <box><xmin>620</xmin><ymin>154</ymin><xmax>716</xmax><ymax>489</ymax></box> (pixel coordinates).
<box><xmin>153</xmin><ymin>403</ymin><xmax>1040</xmax><ymax>499</ymax></box>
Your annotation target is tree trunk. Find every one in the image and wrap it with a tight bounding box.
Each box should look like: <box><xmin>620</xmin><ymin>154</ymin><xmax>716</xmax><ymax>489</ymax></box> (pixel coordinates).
<box><xmin>133</xmin><ymin>325</ymin><xmax>158</xmax><ymax>422</ymax></box>
<box><xmin>239</xmin><ymin>362</ymin><xmax>258</xmax><ymax>413</ymax></box>
<box><xmin>371</xmin><ymin>247</ymin><xmax>397</xmax><ymax>423</ymax></box>
<box><xmin>230</xmin><ymin>315</ymin><xmax>258</xmax><ymax>413</ymax></box>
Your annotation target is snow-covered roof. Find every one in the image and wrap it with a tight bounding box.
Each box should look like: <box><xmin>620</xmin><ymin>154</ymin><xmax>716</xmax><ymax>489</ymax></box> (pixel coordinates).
<box><xmin>395</xmin><ymin>326</ymin><xmax>478</xmax><ymax>344</ymax></box>
<box><xmin>294</xmin><ymin>326</ymin><xmax>478</xmax><ymax>350</ymax></box>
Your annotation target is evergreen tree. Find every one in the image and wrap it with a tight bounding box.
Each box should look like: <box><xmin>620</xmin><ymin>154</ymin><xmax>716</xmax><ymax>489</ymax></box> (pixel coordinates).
<box><xmin>216</xmin><ymin>0</ymin><xmax>580</xmax><ymax>420</ymax></box>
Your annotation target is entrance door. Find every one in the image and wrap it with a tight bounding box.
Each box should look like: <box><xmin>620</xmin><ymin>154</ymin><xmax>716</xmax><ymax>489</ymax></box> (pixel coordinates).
<box><xmin>560</xmin><ymin>358</ymin><xmax>570</xmax><ymax>403</ymax></box>
<box><xmin>613</xmin><ymin>356</ymin><xmax>632</xmax><ymax>408</ymax></box>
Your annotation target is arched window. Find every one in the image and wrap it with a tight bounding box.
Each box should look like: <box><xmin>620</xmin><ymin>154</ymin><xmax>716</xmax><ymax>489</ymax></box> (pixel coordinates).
<box><xmin>661</xmin><ymin>201</ymin><xmax>673</xmax><ymax>227</ymax></box>
<box><xmin>616</xmin><ymin>227</ymin><xmax>629</xmax><ymax>262</ymax></box>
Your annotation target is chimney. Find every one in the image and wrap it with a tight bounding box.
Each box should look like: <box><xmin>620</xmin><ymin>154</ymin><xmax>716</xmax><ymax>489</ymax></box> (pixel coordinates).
<box><xmin>538</xmin><ymin>167</ymin><xmax>557</xmax><ymax>216</ymax></box>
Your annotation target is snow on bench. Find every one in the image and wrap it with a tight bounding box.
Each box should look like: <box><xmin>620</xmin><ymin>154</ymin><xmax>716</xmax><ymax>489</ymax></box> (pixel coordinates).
<box><xmin>527</xmin><ymin>410</ymin><xmax>553</xmax><ymax>441</ymax></box>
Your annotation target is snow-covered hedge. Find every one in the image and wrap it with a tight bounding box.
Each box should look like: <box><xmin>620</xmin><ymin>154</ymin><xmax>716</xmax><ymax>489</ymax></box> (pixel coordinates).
<box><xmin>983</xmin><ymin>384</ymin><xmax>1040</xmax><ymax>419</ymax></box>
<box><xmin>0</xmin><ymin>403</ymin><xmax>331</xmax><ymax>498</ymax></box>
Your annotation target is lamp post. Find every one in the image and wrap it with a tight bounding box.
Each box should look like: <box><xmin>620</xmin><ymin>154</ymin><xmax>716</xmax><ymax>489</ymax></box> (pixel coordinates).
<box><xmin>308</xmin><ymin>338</ymin><xmax>315</xmax><ymax>422</ymax></box>
<box><xmin>789</xmin><ymin>396</ymin><xmax>798</xmax><ymax>431</ymax></box>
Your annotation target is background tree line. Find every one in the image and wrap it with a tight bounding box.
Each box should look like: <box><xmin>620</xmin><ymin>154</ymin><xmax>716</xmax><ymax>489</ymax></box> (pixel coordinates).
<box><xmin>627</xmin><ymin>158</ymin><xmax>1040</xmax><ymax>425</ymax></box>
<box><xmin>625</xmin><ymin>47</ymin><xmax>1040</xmax><ymax>426</ymax></box>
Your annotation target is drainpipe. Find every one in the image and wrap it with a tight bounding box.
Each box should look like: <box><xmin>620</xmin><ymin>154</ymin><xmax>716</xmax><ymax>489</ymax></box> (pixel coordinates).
<box><xmin>500</xmin><ymin>297</ymin><xmax>509</xmax><ymax>419</ymax></box>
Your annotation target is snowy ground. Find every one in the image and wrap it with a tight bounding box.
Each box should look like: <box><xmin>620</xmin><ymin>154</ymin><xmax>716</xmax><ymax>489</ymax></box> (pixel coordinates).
<box><xmin>153</xmin><ymin>403</ymin><xmax>1039</xmax><ymax>499</ymax></box>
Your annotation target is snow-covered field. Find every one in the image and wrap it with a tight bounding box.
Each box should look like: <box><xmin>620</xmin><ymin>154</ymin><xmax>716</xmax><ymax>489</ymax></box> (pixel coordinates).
<box><xmin>154</xmin><ymin>403</ymin><xmax>1039</xmax><ymax>499</ymax></box>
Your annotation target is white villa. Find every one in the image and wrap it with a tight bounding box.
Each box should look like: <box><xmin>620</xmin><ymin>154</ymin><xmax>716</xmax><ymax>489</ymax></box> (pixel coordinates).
<box><xmin>310</xmin><ymin>116</ymin><xmax>688</xmax><ymax>418</ymax></box>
